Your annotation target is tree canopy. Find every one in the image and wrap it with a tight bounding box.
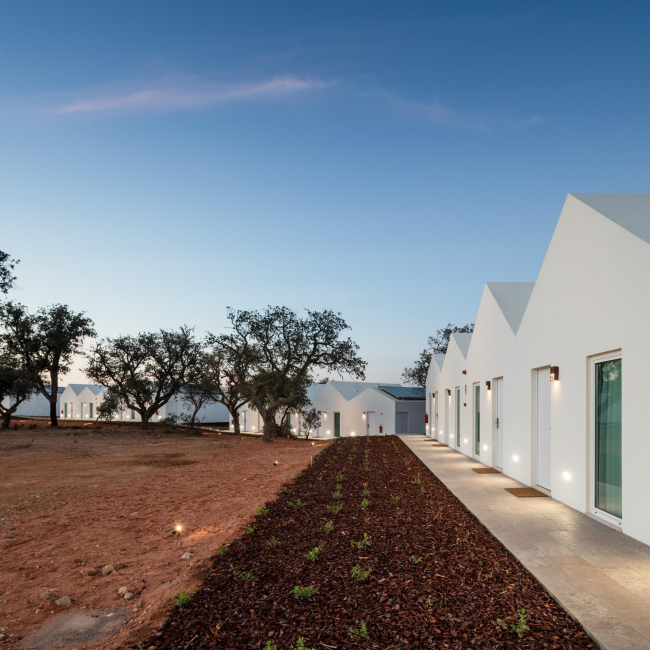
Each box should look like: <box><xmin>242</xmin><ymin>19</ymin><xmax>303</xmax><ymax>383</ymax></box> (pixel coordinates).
<box><xmin>0</xmin><ymin>250</ymin><xmax>18</xmax><ymax>295</ymax></box>
<box><xmin>0</xmin><ymin>346</ymin><xmax>39</xmax><ymax>428</ymax></box>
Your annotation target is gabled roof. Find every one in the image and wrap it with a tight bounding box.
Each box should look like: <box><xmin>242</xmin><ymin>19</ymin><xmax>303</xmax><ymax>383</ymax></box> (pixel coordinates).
<box><xmin>66</xmin><ymin>384</ymin><xmax>105</xmax><ymax>396</ymax></box>
<box><xmin>572</xmin><ymin>194</ymin><xmax>650</xmax><ymax>246</ymax></box>
<box><xmin>486</xmin><ymin>282</ymin><xmax>536</xmax><ymax>335</ymax></box>
<box><xmin>451</xmin><ymin>332</ymin><xmax>472</xmax><ymax>359</ymax></box>
<box><xmin>378</xmin><ymin>385</ymin><xmax>425</xmax><ymax>400</ymax></box>
<box><xmin>328</xmin><ymin>380</ymin><xmax>401</xmax><ymax>402</ymax></box>
<box><xmin>432</xmin><ymin>353</ymin><xmax>445</xmax><ymax>370</ymax></box>
<box><xmin>307</xmin><ymin>384</ymin><xmax>326</xmax><ymax>400</ymax></box>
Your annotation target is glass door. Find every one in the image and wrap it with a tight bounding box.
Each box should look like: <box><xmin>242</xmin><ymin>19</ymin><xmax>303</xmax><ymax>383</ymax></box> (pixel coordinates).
<box><xmin>334</xmin><ymin>412</ymin><xmax>341</xmax><ymax>438</ymax></box>
<box><xmin>595</xmin><ymin>357</ymin><xmax>622</xmax><ymax>520</ymax></box>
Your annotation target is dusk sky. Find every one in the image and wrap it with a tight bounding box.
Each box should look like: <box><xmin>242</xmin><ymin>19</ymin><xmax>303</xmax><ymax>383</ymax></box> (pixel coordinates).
<box><xmin>2</xmin><ymin>1</ymin><xmax>650</xmax><ymax>383</ymax></box>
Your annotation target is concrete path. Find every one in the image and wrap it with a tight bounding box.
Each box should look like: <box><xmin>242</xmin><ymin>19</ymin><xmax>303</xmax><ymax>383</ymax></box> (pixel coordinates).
<box><xmin>400</xmin><ymin>435</ymin><xmax>650</xmax><ymax>650</ymax></box>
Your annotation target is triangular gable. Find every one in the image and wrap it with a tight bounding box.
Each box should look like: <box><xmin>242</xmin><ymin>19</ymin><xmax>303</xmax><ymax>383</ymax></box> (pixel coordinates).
<box><xmin>433</xmin><ymin>353</ymin><xmax>445</xmax><ymax>370</ymax></box>
<box><xmin>328</xmin><ymin>380</ymin><xmax>400</xmax><ymax>402</ymax></box>
<box><xmin>451</xmin><ymin>332</ymin><xmax>472</xmax><ymax>359</ymax></box>
<box><xmin>486</xmin><ymin>282</ymin><xmax>535</xmax><ymax>335</ymax></box>
<box><xmin>571</xmin><ymin>194</ymin><xmax>650</xmax><ymax>246</ymax></box>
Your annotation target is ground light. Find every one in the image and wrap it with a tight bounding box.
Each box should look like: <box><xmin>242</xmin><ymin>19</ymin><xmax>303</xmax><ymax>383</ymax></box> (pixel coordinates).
<box><xmin>175</xmin><ymin>525</ymin><xmax>182</xmax><ymax>533</ymax></box>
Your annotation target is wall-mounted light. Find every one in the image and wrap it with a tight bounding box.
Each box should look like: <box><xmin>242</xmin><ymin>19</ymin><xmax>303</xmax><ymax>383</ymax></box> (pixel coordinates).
<box><xmin>483</xmin><ymin>444</ymin><xmax>488</xmax><ymax>451</ymax></box>
<box><xmin>446</xmin><ymin>389</ymin><xmax>451</xmax><ymax>396</ymax></box>
<box><xmin>513</xmin><ymin>455</ymin><xmax>519</xmax><ymax>462</ymax></box>
<box><xmin>485</xmin><ymin>381</ymin><xmax>491</xmax><ymax>391</ymax></box>
<box><xmin>550</xmin><ymin>366</ymin><xmax>560</xmax><ymax>381</ymax></box>
<box><xmin>463</xmin><ymin>438</ymin><xmax>468</xmax><ymax>443</ymax></box>
<box><xmin>562</xmin><ymin>471</ymin><xmax>571</xmax><ymax>481</ymax></box>
<box><xmin>362</xmin><ymin>412</ymin><xmax>366</xmax><ymax>418</ymax></box>
<box><xmin>351</xmin><ymin>432</ymin><xmax>356</xmax><ymax>436</ymax></box>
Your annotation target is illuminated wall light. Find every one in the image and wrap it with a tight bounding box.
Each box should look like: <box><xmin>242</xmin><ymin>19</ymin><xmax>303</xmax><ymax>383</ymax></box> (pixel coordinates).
<box><xmin>351</xmin><ymin>432</ymin><xmax>356</xmax><ymax>436</ymax></box>
<box><xmin>513</xmin><ymin>455</ymin><xmax>519</xmax><ymax>462</ymax></box>
<box><xmin>485</xmin><ymin>381</ymin><xmax>491</xmax><ymax>391</ymax></box>
<box><xmin>446</xmin><ymin>389</ymin><xmax>451</xmax><ymax>396</ymax></box>
<box><xmin>562</xmin><ymin>471</ymin><xmax>571</xmax><ymax>481</ymax></box>
<box><xmin>550</xmin><ymin>366</ymin><xmax>560</xmax><ymax>381</ymax></box>
<box><xmin>464</xmin><ymin>438</ymin><xmax>468</xmax><ymax>443</ymax></box>
<box><xmin>482</xmin><ymin>444</ymin><xmax>488</xmax><ymax>451</ymax></box>
<box><xmin>327</xmin><ymin>430</ymin><xmax>331</xmax><ymax>435</ymax></box>
<box><xmin>362</xmin><ymin>412</ymin><xmax>366</xmax><ymax>418</ymax></box>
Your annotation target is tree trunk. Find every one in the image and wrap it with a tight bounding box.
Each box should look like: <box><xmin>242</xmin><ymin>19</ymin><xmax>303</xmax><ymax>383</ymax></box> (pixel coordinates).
<box><xmin>232</xmin><ymin>409</ymin><xmax>241</xmax><ymax>435</ymax></box>
<box><xmin>262</xmin><ymin>416</ymin><xmax>279</xmax><ymax>443</ymax></box>
<box><xmin>2</xmin><ymin>411</ymin><xmax>11</xmax><ymax>429</ymax></box>
<box><xmin>141</xmin><ymin>413</ymin><xmax>149</xmax><ymax>430</ymax></box>
<box><xmin>50</xmin><ymin>400</ymin><xmax>58</xmax><ymax>428</ymax></box>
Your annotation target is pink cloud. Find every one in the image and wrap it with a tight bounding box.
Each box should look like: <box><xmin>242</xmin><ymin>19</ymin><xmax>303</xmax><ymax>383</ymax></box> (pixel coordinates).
<box><xmin>54</xmin><ymin>76</ymin><xmax>329</xmax><ymax>114</ymax></box>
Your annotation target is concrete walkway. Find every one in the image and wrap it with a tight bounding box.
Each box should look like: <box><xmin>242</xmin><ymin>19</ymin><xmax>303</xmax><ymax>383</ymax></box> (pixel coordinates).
<box><xmin>400</xmin><ymin>435</ymin><xmax>650</xmax><ymax>650</ymax></box>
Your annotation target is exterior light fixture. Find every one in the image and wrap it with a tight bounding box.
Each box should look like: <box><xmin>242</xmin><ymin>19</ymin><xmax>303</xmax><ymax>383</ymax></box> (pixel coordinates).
<box><xmin>446</xmin><ymin>389</ymin><xmax>451</xmax><ymax>396</ymax></box>
<box><xmin>482</xmin><ymin>444</ymin><xmax>488</xmax><ymax>451</ymax></box>
<box><xmin>327</xmin><ymin>430</ymin><xmax>330</xmax><ymax>435</ymax></box>
<box><xmin>463</xmin><ymin>438</ymin><xmax>468</xmax><ymax>443</ymax></box>
<box><xmin>550</xmin><ymin>366</ymin><xmax>559</xmax><ymax>381</ymax></box>
<box><xmin>513</xmin><ymin>455</ymin><xmax>519</xmax><ymax>462</ymax></box>
<box><xmin>562</xmin><ymin>471</ymin><xmax>571</xmax><ymax>481</ymax></box>
<box><xmin>362</xmin><ymin>412</ymin><xmax>366</xmax><ymax>418</ymax></box>
<box><xmin>351</xmin><ymin>432</ymin><xmax>356</xmax><ymax>436</ymax></box>
<box><xmin>485</xmin><ymin>381</ymin><xmax>491</xmax><ymax>391</ymax></box>
<box><xmin>175</xmin><ymin>525</ymin><xmax>182</xmax><ymax>532</ymax></box>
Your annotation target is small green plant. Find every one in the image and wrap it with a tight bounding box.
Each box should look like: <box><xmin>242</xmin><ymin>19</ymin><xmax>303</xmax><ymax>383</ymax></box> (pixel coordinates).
<box><xmin>351</xmin><ymin>533</ymin><xmax>371</xmax><ymax>549</ymax></box>
<box><xmin>218</xmin><ymin>544</ymin><xmax>228</xmax><ymax>556</ymax></box>
<box><xmin>327</xmin><ymin>504</ymin><xmax>342</xmax><ymax>514</ymax></box>
<box><xmin>409</xmin><ymin>555</ymin><xmax>422</xmax><ymax>565</ymax></box>
<box><xmin>258</xmin><ymin>506</ymin><xmax>269</xmax><ymax>516</ymax></box>
<box><xmin>288</xmin><ymin>499</ymin><xmax>306</xmax><ymax>509</ymax></box>
<box><xmin>351</xmin><ymin>565</ymin><xmax>372</xmax><ymax>582</ymax></box>
<box><xmin>171</xmin><ymin>585</ymin><xmax>197</xmax><ymax>607</ymax></box>
<box><xmin>294</xmin><ymin>638</ymin><xmax>316</xmax><ymax>650</ymax></box>
<box><xmin>230</xmin><ymin>564</ymin><xmax>255</xmax><ymax>581</ymax></box>
<box><xmin>332</xmin><ymin>490</ymin><xmax>342</xmax><ymax>500</ymax></box>
<box><xmin>348</xmin><ymin>620</ymin><xmax>370</xmax><ymax>641</ymax></box>
<box><xmin>136</xmin><ymin>642</ymin><xmax>145</xmax><ymax>649</ymax></box>
<box><xmin>392</xmin><ymin>495</ymin><xmax>401</xmax><ymax>504</ymax></box>
<box><xmin>336</xmin><ymin>473</ymin><xmax>346</xmax><ymax>482</ymax></box>
<box><xmin>281</xmin><ymin>486</ymin><xmax>291</xmax><ymax>494</ymax></box>
<box><xmin>245</xmin><ymin>525</ymin><xmax>255</xmax><ymax>534</ymax></box>
<box><xmin>264</xmin><ymin>641</ymin><xmax>277</xmax><ymax>650</ymax></box>
<box><xmin>293</xmin><ymin>585</ymin><xmax>318</xmax><ymax>600</ymax></box>
<box><xmin>297</xmin><ymin>471</ymin><xmax>304</xmax><ymax>477</ymax></box>
<box><xmin>411</xmin><ymin>475</ymin><xmax>422</xmax><ymax>485</ymax></box>
<box><xmin>352</xmin><ymin>446</ymin><xmax>358</xmax><ymax>452</ymax></box>
<box><xmin>362</xmin><ymin>488</ymin><xmax>371</xmax><ymax>497</ymax></box>
<box><xmin>305</xmin><ymin>544</ymin><xmax>325</xmax><ymax>561</ymax></box>
<box><xmin>364</xmin><ymin>465</ymin><xmax>371</xmax><ymax>472</ymax></box>
<box><xmin>498</xmin><ymin>608</ymin><xmax>530</xmax><ymax>638</ymax></box>
<box><xmin>360</xmin><ymin>498</ymin><xmax>369</xmax><ymax>508</ymax></box>
<box><xmin>425</xmin><ymin>595</ymin><xmax>435</xmax><ymax>609</ymax></box>
<box><xmin>324</xmin><ymin>520</ymin><xmax>334</xmax><ymax>534</ymax></box>
<box><xmin>268</xmin><ymin>535</ymin><xmax>280</xmax><ymax>548</ymax></box>
<box><xmin>420</xmin><ymin>486</ymin><xmax>426</xmax><ymax>494</ymax></box>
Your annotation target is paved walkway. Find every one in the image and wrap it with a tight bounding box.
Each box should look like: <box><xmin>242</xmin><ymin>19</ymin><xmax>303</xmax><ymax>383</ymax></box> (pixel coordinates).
<box><xmin>400</xmin><ymin>435</ymin><xmax>650</xmax><ymax>650</ymax></box>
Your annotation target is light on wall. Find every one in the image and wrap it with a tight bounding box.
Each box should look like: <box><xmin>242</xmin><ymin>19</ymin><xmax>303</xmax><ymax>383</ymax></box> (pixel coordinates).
<box><xmin>483</xmin><ymin>444</ymin><xmax>488</xmax><ymax>451</ymax></box>
<box><xmin>550</xmin><ymin>366</ymin><xmax>560</xmax><ymax>381</ymax></box>
<box><xmin>562</xmin><ymin>471</ymin><xmax>571</xmax><ymax>481</ymax></box>
<box><xmin>485</xmin><ymin>381</ymin><xmax>491</xmax><ymax>391</ymax></box>
<box><xmin>513</xmin><ymin>455</ymin><xmax>519</xmax><ymax>462</ymax></box>
<box><xmin>446</xmin><ymin>389</ymin><xmax>451</xmax><ymax>396</ymax></box>
<box><xmin>463</xmin><ymin>438</ymin><xmax>468</xmax><ymax>443</ymax></box>
<box><xmin>362</xmin><ymin>412</ymin><xmax>366</xmax><ymax>418</ymax></box>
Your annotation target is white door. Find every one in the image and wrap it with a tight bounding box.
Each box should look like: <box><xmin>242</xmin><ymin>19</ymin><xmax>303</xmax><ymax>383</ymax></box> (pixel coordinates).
<box><xmin>366</xmin><ymin>411</ymin><xmax>376</xmax><ymax>435</ymax></box>
<box><xmin>431</xmin><ymin>394</ymin><xmax>436</xmax><ymax>438</ymax></box>
<box><xmin>536</xmin><ymin>368</ymin><xmax>552</xmax><ymax>490</ymax></box>
<box><xmin>495</xmin><ymin>378</ymin><xmax>503</xmax><ymax>469</ymax></box>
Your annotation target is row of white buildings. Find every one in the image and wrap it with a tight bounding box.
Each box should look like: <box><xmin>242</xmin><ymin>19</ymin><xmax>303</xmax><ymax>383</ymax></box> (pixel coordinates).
<box><xmin>425</xmin><ymin>194</ymin><xmax>647</xmax><ymax>545</ymax></box>
<box><xmin>6</xmin><ymin>380</ymin><xmax>425</xmax><ymax>436</ymax></box>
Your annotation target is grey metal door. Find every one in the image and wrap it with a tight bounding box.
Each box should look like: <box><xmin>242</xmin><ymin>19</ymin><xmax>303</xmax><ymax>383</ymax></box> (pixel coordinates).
<box><xmin>396</xmin><ymin>411</ymin><xmax>408</xmax><ymax>434</ymax></box>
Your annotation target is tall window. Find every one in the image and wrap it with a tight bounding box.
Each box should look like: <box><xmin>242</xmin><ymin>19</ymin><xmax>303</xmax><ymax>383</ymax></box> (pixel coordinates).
<box><xmin>474</xmin><ymin>384</ymin><xmax>481</xmax><ymax>456</ymax></box>
<box><xmin>455</xmin><ymin>388</ymin><xmax>461</xmax><ymax>447</ymax></box>
<box><xmin>595</xmin><ymin>358</ymin><xmax>622</xmax><ymax>519</ymax></box>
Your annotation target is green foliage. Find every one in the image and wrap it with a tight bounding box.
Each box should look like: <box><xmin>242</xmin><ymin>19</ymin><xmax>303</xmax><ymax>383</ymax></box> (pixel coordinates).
<box><xmin>360</xmin><ymin>498</ymin><xmax>369</xmax><ymax>508</ymax></box>
<box><xmin>352</xmin><ymin>446</ymin><xmax>357</xmax><ymax>452</ymax></box>
<box><xmin>420</xmin><ymin>486</ymin><xmax>426</xmax><ymax>494</ymax></box>
<box><xmin>327</xmin><ymin>504</ymin><xmax>342</xmax><ymax>514</ymax></box>
<box><xmin>293</xmin><ymin>585</ymin><xmax>318</xmax><ymax>600</ymax></box>
<box><xmin>264</xmin><ymin>641</ymin><xmax>277</xmax><ymax>650</ymax></box>
<box><xmin>245</xmin><ymin>525</ymin><xmax>255</xmax><ymax>534</ymax></box>
<box><xmin>336</xmin><ymin>474</ymin><xmax>346</xmax><ymax>482</ymax></box>
<box><xmin>281</xmin><ymin>486</ymin><xmax>291</xmax><ymax>494</ymax></box>
<box><xmin>218</xmin><ymin>544</ymin><xmax>228</xmax><ymax>556</ymax></box>
<box><xmin>351</xmin><ymin>533</ymin><xmax>371</xmax><ymax>549</ymax></box>
<box><xmin>498</xmin><ymin>609</ymin><xmax>530</xmax><ymax>638</ymax></box>
<box><xmin>351</xmin><ymin>565</ymin><xmax>372</xmax><ymax>583</ymax></box>
<box><xmin>288</xmin><ymin>499</ymin><xmax>306</xmax><ymax>510</ymax></box>
<box><xmin>267</xmin><ymin>535</ymin><xmax>280</xmax><ymax>549</ymax></box>
<box><xmin>258</xmin><ymin>506</ymin><xmax>269</xmax><ymax>516</ymax></box>
<box><xmin>362</xmin><ymin>488</ymin><xmax>371</xmax><ymax>497</ymax></box>
<box><xmin>332</xmin><ymin>490</ymin><xmax>342</xmax><ymax>500</ymax></box>
<box><xmin>348</xmin><ymin>620</ymin><xmax>370</xmax><ymax>641</ymax></box>
<box><xmin>324</xmin><ymin>520</ymin><xmax>334</xmax><ymax>534</ymax></box>
<box><xmin>305</xmin><ymin>544</ymin><xmax>325</xmax><ymax>561</ymax></box>
<box><xmin>171</xmin><ymin>586</ymin><xmax>197</xmax><ymax>607</ymax></box>
<box><xmin>409</xmin><ymin>555</ymin><xmax>422</xmax><ymax>565</ymax></box>
<box><xmin>391</xmin><ymin>495</ymin><xmax>401</xmax><ymax>504</ymax></box>
<box><xmin>411</xmin><ymin>475</ymin><xmax>422</xmax><ymax>485</ymax></box>
<box><xmin>294</xmin><ymin>638</ymin><xmax>316</xmax><ymax>650</ymax></box>
<box><xmin>230</xmin><ymin>564</ymin><xmax>255</xmax><ymax>581</ymax></box>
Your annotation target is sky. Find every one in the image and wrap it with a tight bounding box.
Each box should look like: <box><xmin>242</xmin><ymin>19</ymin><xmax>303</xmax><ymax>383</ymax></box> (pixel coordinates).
<box><xmin>2</xmin><ymin>0</ymin><xmax>650</xmax><ymax>383</ymax></box>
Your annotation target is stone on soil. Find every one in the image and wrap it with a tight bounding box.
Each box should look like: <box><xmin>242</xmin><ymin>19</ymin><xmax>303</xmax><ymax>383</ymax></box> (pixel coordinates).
<box><xmin>55</xmin><ymin>596</ymin><xmax>71</xmax><ymax>606</ymax></box>
<box><xmin>101</xmin><ymin>564</ymin><xmax>115</xmax><ymax>576</ymax></box>
<box><xmin>181</xmin><ymin>552</ymin><xmax>194</xmax><ymax>560</ymax></box>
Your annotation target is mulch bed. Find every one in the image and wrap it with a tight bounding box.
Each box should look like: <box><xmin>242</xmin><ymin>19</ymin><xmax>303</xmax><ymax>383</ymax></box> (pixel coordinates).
<box><xmin>149</xmin><ymin>436</ymin><xmax>595</xmax><ymax>649</ymax></box>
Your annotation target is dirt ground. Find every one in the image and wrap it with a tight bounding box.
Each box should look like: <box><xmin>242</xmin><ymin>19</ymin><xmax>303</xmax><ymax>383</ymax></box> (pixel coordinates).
<box><xmin>0</xmin><ymin>420</ymin><xmax>319</xmax><ymax>648</ymax></box>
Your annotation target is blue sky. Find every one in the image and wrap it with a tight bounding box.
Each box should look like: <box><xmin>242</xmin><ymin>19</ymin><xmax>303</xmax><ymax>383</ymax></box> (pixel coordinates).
<box><xmin>2</xmin><ymin>1</ymin><xmax>650</xmax><ymax>382</ymax></box>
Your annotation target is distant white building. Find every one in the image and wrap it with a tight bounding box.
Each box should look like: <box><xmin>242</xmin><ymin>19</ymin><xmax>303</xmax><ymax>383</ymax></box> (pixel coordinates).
<box><xmin>235</xmin><ymin>380</ymin><xmax>425</xmax><ymax>437</ymax></box>
<box><xmin>58</xmin><ymin>383</ymin><xmax>229</xmax><ymax>424</ymax></box>
<box><xmin>1</xmin><ymin>387</ymin><xmax>63</xmax><ymax>418</ymax></box>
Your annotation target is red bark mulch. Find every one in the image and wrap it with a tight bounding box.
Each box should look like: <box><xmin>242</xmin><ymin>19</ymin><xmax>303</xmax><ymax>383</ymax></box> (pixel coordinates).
<box><xmin>148</xmin><ymin>436</ymin><xmax>596</xmax><ymax>649</ymax></box>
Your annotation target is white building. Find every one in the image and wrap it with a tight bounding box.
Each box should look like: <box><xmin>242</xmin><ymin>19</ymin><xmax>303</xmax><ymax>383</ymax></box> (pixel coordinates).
<box><xmin>1</xmin><ymin>387</ymin><xmax>63</xmax><ymax>418</ymax></box>
<box><xmin>425</xmin><ymin>194</ymin><xmax>650</xmax><ymax>545</ymax></box>
<box><xmin>236</xmin><ymin>380</ymin><xmax>425</xmax><ymax>437</ymax></box>
<box><xmin>59</xmin><ymin>384</ymin><xmax>229</xmax><ymax>424</ymax></box>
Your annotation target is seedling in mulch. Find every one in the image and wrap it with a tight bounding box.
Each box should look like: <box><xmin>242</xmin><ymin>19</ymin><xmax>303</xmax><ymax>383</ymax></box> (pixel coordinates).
<box><xmin>327</xmin><ymin>504</ymin><xmax>342</xmax><ymax>514</ymax></box>
<box><xmin>258</xmin><ymin>506</ymin><xmax>269</xmax><ymax>516</ymax></box>
<box><xmin>306</xmin><ymin>544</ymin><xmax>325</xmax><ymax>561</ymax></box>
<box><xmin>352</xmin><ymin>446</ymin><xmax>358</xmax><ymax>452</ymax></box>
<box><xmin>392</xmin><ymin>495</ymin><xmax>401</xmax><ymax>504</ymax></box>
<box><xmin>348</xmin><ymin>620</ymin><xmax>370</xmax><ymax>641</ymax></box>
<box><xmin>324</xmin><ymin>520</ymin><xmax>334</xmax><ymax>534</ymax></box>
<box><xmin>409</xmin><ymin>555</ymin><xmax>422</xmax><ymax>565</ymax></box>
<box><xmin>293</xmin><ymin>585</ymin><xmax>318</xmax><ymax>600</ymax></box>
<box><xmin>218</xmin><ymin>544</ymin><xmax>228</xmax><ymax>556</ymax></box>
<box><xmin>336</xmin><ymin>474</ymin><xmax>346</xmax><ymax>482</ymax></box>
<box><xmin>245</xmin><ymin>525</ymin><xmax>255</xmax><ymax>534</ymax></box>
<box><xmin>332</xmin><ymin>490</ymin><xmax>342</xmax><ymax>500</ymax></box>
<box><xmin>347</xmin><ymin>458</ymin><xmax>353</xmax><ymax>464</ymax></box>
<box><xmin>420</xmin><ymin>486</ymin><xmax>426</xmax><ymax>494</ymax></box>
<box><xmin>351</xmin><ymin>533</ymin><xmax>371</xmax><ymax>549</ymax></box>
<box><xmin>362</xmin><ymin>488</ymin><xmax>371</xmax><ymax>497</ymax></box>
<box><xmin>264</xmin><ymin>641</ymin><xmax>277</xmax><ymax>650</ymax></box>
<box><xmin>498</xmin><ymin>608</ymin><xmax>530</xmax><ymax>638</ymax></box>
<box><xmin>268</xmin><ymin>535</ymin><xmax>280</xmax><ymax>548</ymax></box>
<box><xmin>364</xmin><ymin>465</ymin><xmax>371</xmax><ymax>472</ymax></box>
<box><xmin>230</xmin><ymin>564</ymin><xmax>255</xmax><ymax>581</ymax></box>
<box><xmin>360</xmin><ymin>498</ymin><xmax>369</xmax><ymax>508</ymax></box>
<box><xmin>171</xmin><ymin>586</ymin><xmax>196</xmax><ymax>607</ymax></box>
<box><xmin>411</xmin><ymin>475</ymin><xmax>422</xmax><ymax>485</ymax></box>
<box><xmin>294</xmin><ymin>638</ymin><xmax>316</xmax><ymax>650</ymax></box>
<box><xmin>351</xmin><ymin>565</ymin><xmax>372</xmax><ymax>582</ymax></box>
<box><xmin>288</xmin><ymin>499</ymin><xmax>306</xmax><ymax>509</ymax></box>
<box><xmin>281</xmin><ymin>486</ymin><xmax>291</xmax><ymax>494</ymax></box>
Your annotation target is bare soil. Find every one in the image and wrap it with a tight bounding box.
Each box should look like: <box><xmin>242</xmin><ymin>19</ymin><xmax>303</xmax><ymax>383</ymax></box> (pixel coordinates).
<box><xmin>0</xmin><ymin>420</ymin><xmax>317</xmax><ymax>648</ymax></box>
